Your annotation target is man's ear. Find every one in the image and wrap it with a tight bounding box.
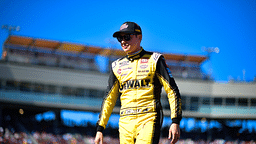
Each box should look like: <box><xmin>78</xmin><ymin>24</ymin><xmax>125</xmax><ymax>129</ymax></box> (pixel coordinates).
<box><xmin>138</xmin><ymin>35</ymin><xmax>142</xmax><ymax>41</ymax></box>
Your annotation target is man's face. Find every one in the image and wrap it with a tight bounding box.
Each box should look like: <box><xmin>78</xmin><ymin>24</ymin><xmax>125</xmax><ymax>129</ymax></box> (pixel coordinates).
<box><xmin>118</xmin><ymin>34</ymin><xmax>142</xmax><ymax>54</ymax></box>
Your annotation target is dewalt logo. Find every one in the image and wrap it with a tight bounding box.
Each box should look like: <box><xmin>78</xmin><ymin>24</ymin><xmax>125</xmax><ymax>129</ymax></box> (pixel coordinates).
<box><xmin>120</xmin><ymin>79</ymin><xmax>151</xmax><ymax>91</ymax></box>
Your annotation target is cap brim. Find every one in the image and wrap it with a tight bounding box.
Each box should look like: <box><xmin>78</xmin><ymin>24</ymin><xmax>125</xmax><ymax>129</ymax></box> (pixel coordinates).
<box><xmin>113</xmin><ymin>31</ymin><xmax>134</xmax><ymax>37</ymax></box>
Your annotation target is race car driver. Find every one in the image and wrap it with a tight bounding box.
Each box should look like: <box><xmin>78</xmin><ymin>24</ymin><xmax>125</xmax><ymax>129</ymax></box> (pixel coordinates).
<box><xmin>95</xmin><ymin>21</ymin><xmax>182</xmax><ymax>144</ymax></box>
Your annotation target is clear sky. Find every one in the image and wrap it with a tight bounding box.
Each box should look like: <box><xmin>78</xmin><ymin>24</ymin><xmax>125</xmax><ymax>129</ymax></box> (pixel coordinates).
<box><xmin>0</xmin><ymin>0</ymin><xmax>255</xmax><ymax>82</ymax></box>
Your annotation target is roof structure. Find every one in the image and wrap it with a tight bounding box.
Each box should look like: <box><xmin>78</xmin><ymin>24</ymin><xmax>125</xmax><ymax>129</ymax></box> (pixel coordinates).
<box><xmin>4</xmin><ymin>35</ymin><xmax>207</xmax><ymax>64</ymax></box>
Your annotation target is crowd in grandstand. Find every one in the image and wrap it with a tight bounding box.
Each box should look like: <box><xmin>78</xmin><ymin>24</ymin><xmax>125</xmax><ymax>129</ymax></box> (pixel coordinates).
<box><xmin>1</xmin><ymin>127</ymin><xmax>256</xmax><ymax>144</ymax></box>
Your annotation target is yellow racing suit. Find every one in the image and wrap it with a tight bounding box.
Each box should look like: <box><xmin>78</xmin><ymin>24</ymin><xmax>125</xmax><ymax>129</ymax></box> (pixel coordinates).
<box><xmin>96</xmin><ymin>48</ymin><xmax>182</xmax><ymax>144</ymax></box>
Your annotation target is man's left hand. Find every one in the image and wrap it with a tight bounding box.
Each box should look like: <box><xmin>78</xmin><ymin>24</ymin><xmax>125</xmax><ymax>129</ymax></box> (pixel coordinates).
<box><xmin>168</xmin><ymin>123</ymin><xmax>180</xmax><ymax>144</ymax></box>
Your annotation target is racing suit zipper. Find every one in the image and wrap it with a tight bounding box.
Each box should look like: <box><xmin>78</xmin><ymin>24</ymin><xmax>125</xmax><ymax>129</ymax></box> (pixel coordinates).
<box><xmin>135</xmin><ymin>59</ymin><xmax>138</xmax><ymax>106</ymax></box>
<box><xmin>135</xmin><ymin>59</ymin><xmax>139</xmax><ymax>126</ymax></box>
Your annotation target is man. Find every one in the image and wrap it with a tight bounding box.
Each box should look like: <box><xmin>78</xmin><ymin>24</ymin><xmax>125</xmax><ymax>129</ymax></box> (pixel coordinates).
<box><xmin>95</xmin><ymin>22</ymin><xmax>182</xmax><ymax>144</ymax></box>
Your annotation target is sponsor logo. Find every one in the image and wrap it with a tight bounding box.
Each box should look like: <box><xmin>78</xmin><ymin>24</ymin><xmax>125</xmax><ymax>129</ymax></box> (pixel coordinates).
<box><xmin>122</xmin><ymin>67</ymin><xmax>132</xmax><ymax>71</ymax></box>
<box><xmin>139</xmin><ymin>64</ymin><xmax>148</xmax><ymax>69</ymax></box>
<box><xmin>120</xmin><ymin>79</ymin><xmax>151</xmax><ymax>91</ymax></box>
<box><xmin>135</xmin><ymin>29</ymin><xmax>141</xmax><ymax>32</ymax></box>
<box><xmin>141</xmin><ymin>58</ymin><xmax>149</xmax><ymax>63</ymax></box>
<box><xmin>117</xmin><ymin>69</ymin><xmax>122</xmax><ymax>74</ymax></box>
<box><xmin>153</xmin><ymin>53</ymin><xmax>161</xmax><ymax>61</ymax></box>
<box><xmin>167</xmin><ymin>68</ymin><xmax>173</xmax><ymax>78</ymax></box>
<box><xmin>136</xmin><ymin>74</ymin><xmax>149</xmax><ymax>77</ymax></box>
<box><xmin>121</xmin><ymin>73</ymin><xmax>127</xmax><ymax>77</ymax></box>
<box><xmin>119</xmin><ymin>61</ymin><xmax>129</xmax><ymax>67</ymax></box>
<box><xmin>138</xmin><ymin>70</ymin><xmax>149</xmax><ymax>73</ymax></box>
<box><xmin>112</xmin><ymin>61</ymin><xmax>117</xmax><ymax>69</ymax></box>
<box><xmin>121</xmin><ymin>108</ymin><xmax>144</xmax><ymax>115</ymax></box>
<box><xmin>120</xmin><ymin>23</ymin><xmax>128</xmax><ymax>30</ymax></box>
<box><xmin>120</xmin><ymin>107</ymin><xmax>153</xmax><ymax>116</ymax></box>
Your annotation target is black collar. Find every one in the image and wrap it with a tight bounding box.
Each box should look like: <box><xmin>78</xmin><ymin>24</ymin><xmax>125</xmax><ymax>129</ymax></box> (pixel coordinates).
<box><xmin>126</xmin><ymin>48</ymin><xmax>146</xmax><ymax>61</ymax></box>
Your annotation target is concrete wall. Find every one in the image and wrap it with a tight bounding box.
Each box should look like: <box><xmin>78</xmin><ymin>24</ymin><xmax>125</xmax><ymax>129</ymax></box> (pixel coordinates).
<box><xmin>0</xmin><ymin>62</ymin><xmax>108</xmax><ymax>90</ymax></box>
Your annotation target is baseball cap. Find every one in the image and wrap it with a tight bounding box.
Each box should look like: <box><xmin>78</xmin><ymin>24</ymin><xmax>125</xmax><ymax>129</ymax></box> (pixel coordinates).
<box><xmin>113</xmin><ymin>22</ymin><xmax>142</xmax><ymax>37</ymax></box>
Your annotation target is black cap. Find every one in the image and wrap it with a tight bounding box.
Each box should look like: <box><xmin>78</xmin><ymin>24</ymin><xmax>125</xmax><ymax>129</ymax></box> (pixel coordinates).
<box><xmin>113</xmin><ymin>22</ymin><xmax>142</xmax><ymax>37</ymax></box>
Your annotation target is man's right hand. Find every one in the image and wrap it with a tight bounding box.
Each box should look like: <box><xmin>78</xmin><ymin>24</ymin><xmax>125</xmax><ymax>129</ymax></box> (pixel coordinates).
<box><xmin>94</xmin><ymin>131</ymin><xmax>103</xmax><ymax>144</ymax></box>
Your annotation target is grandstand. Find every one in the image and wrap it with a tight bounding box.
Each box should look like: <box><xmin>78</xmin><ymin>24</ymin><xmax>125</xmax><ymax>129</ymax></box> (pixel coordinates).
<box><xmin>0</xmin><ymin>35</ymin><xmax>256</xmax><ymax>143</ymax></box>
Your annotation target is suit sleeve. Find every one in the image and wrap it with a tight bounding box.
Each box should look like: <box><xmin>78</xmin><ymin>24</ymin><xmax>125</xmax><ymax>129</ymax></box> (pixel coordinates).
<box><xmin>96</xmin><ymin>66</ymin><xmax>120</xmax><ymax>132</ymax></box>
<box><xmin>156</xmin><ymin>56</ymin><xmax>182</xmax><ymax>124</ymax></box>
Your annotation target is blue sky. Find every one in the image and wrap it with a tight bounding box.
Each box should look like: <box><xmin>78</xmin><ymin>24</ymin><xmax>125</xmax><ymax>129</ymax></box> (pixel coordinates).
<box><xmin>0</xmin><ymin>0</ymin><xmax>255</xmax><ymax>82</ymax></box>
